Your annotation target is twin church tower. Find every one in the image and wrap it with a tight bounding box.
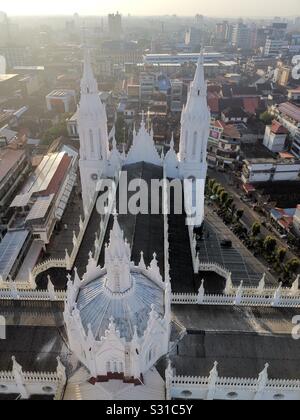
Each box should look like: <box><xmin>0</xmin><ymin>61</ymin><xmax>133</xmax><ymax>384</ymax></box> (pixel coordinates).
<box><xmin>78</xmin><ymin>48</ymin><xmax>210</xmax><ymax>226</ymax></box>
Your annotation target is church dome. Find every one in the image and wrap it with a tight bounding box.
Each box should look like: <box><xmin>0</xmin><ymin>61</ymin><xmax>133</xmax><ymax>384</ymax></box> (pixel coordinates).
<box><xmin>76</xmin><ymin>270</ymin><xmax>164</xmax><ymax>342</ymax></box>
<box><xmin>75</xmin><ymin>216</ymin><xmax>165</xmax><ymax>342</ymax></box>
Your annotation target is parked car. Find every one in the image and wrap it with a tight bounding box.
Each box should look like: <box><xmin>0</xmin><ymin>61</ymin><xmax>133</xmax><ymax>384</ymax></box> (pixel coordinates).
<box><xmin>221</xmin><ymin>239</ymin><xmax>232</xmax><ymax>248</ymax></box>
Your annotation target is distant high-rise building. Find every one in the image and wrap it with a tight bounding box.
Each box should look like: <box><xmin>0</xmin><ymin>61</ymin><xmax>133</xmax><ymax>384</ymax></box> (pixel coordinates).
<box><xmin>264</xmin><ymin>22</ymin><xmax>288</xmax><ymax>56</ymax></box>
<box><xmin>0</xmin><ymin>12</ymin><xmax>10</xmax><ymax>47</ymax></box>
<box><xmin>108</xmin><ymin>12</ymin><xmax>122</xmax><ymax>40</ymax></box>
<box><xmin>215</xmin><ymin>21</ymin><xmax>229</xmax><ymax>42</ymax></box>
<box><xmin>195</xmin><ymin>14</ymin><xmax>204</xmax><ymax>26</ymax></box>
<box><xmin>231</xmin><ymin>22</ymin><xmax>251</xmax><ymax>50</ymax></box>
<box><xmin>185</xmin><ymin>27</ymin><xmax>202</xmax><ymax>47</ymax></box>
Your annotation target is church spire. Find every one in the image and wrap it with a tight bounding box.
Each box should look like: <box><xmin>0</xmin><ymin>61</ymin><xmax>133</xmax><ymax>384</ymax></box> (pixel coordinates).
<box><xmin>104</xmin><ymin>215</ymin><xmax>132</xmax><ymax>294</ymax></box>
<box><xmin>187</xmin><ymin>48</ymin><xmax>207</xmax><ymax>103</ymax></box>
<box><xmin>81</xmin><ymin>48</ymin><xmax>98</xmax><ymax>95</ymax></box>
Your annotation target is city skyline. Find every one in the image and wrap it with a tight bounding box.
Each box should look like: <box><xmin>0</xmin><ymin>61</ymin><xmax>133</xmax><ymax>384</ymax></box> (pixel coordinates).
<box><xmin>1</xmin><ymin>0</ymin><xmax>300</xmax><ymax>18</ymax></box>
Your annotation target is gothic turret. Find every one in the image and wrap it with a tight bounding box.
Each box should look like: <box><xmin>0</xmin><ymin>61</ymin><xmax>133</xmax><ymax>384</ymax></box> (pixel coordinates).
<box><xmin>78</xmin><ymin>48</ymin><xmax>109</xmax><ymax>210</ymax></box>
<box><xmin>178</xmin><ymin>49</ymin><xmax>211</xmax><ymax>227</ymax></box>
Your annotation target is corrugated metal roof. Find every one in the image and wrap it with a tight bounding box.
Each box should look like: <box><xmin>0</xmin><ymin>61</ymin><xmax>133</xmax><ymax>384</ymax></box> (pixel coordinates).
<box><xmin>0</xmin><ymin>230</ymin><xmax>30</xmax><ymax>281</ymax></box>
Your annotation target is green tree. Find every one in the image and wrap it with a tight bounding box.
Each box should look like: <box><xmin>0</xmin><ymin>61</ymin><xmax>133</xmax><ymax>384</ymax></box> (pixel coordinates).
<box><xmin>260</xmin><ymin>111</ymin><xmax>273</xmax><ymax>125</ymax></box>
<box><xmin>285</xmin><ymin>258</ymin><xmax>300</xmax><ymax>276</ymax></box>
<box><xmin>219</xmin><ymin>190</ymin><xmax>229</xmax><ymax>206</ymax></box>
<box><xmin>42</xmin><ymin>121</ymin><xmax>68</xmax><ymax>145</ymax></box>
<box><xmin>208</xmin><ymin>179</ymin><xmax>217</xmax><ymax>192</ymax></box>
<box><xmin>276</xmin><ymin>247</ymin><xmax>287</xmax><ymax>263</ymax></box>
<box><xmin>263</xmin><ymin>236</ymin><xmax>277</xmax><ymax>255</ymax></box>
<box><xmin>212</xmin><ymin>183</ymin><xmax>221</xmax><ymax>195</ymax></box>
<box><xmin>251</xmin><ymin>222</ymin><xmax>261</xmax><ymax>237</ymax></box>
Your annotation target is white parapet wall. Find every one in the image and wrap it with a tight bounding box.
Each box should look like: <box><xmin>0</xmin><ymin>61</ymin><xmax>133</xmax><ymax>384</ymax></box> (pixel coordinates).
<box><xmin>166</xmin><ymin>361</ymin><xmax>300</xmax><ymax>401</ymax></box>
<box><xmin>0</xmin><ymin>357</ymin><xmax>67</xmax><ymax>400</ymax></box>
<box><xmin>172</xmin><ymin>275</ymin><xmax>300</xmax><ymax>308</ymax></box>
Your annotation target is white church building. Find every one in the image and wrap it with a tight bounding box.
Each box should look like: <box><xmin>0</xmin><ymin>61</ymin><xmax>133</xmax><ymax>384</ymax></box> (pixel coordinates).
<box><xmin>0</xmin><ymin>48</ymin><xmax>300</xmax><ymax>401</ymax></box>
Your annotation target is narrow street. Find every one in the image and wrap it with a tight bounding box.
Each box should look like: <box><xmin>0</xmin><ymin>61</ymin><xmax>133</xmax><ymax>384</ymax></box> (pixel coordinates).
<box><xmin>208</xmin><ymin>168</ymin><xmax>299</xmax><ymax>263</ymax></box>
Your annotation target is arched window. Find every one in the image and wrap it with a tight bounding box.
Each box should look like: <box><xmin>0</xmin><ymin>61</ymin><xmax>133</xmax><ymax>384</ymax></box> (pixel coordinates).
<box><xmin>113</xmin><ymin>361</ymin><xmax>118</xmax><ymax>373</ymax></box>
<box><xmin>106</xmin><ymin>361</ymin><xmax>111</xmax><ymax>373</ymax></box>
<box><xmin>192</xmin><ymin>132</ymin><xmax>197</xmax><ymax>157</ymax></box>
<box><xmin>89</xmin><ymin>129</ymin><xmax>94</xmax><ymax>154</ymax></box>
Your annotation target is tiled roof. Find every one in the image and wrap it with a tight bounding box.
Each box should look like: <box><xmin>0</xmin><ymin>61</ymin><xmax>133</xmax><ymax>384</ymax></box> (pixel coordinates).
<box><xmin>271</xmin><ymin>120</ymin><xmax>289</xmax><ymax>135</ymax></box>
<box><xmin>278</xmin><ymin>102</ymin><xmax>300</xmax><ymax>123</ymax></box>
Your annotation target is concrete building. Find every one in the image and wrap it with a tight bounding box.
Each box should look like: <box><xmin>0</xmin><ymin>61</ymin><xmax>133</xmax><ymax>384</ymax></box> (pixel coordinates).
<box><xmin>273</xmin><ymin>102</ymin><xmax>300</xmax><ymax>137</ymax></box>
<box><xmin>0</xmin><ymin>74</ymin><xmax>19</xmax><ymax>96</ymax></box>
<box><xmin>265</xmin><ymin>39</ymin><xmax>289</xmax><ymax>57</ymax></box>
<box><xmin>170</xmin><ymin>79</ymin><xmax>184</xmax><ymax>112</ymax></box>
<box><xmin>46</xmin><ymin>89</ymin><xmax>76</xmax><ymax>114</ymax></box>
<box><xmin>263</xmin><ymin>120</ymin><xmax>288</xmax><ymax>153</ymax></box>
<box><xmin>10</xmin><ymin>147</ymin><xmax>78</xmax><ymax>245</ymax></box>
<box><xmin>108</xmin><ymin>12</ymin><xmax>122</xmax><ymax>40</ymax></box>
<box><xmin>139</xmin><ymin>73</ymin><xmax>156</xmax><ymax>103</ymax></box>
<box><xmin>273</xmin><ymin>64</ymin><xmax>292</xmax><ymax>87</ymax></box>
<box><xmin>288</xmin><ymin>88</ymin><xmax>300</xmax><ymax>102</ymax></box>
<box><xmin>231</xmin><ymin>23</ymin><xmax>251</xmax><ymax>50</ymax></box>
<box><xmin>215</xmin><ymin>123</ymin><xmax>241</xmax><ymax>167</ymax></box>
<box><xmin>0</xmin><ymin>145</ymin><xmax>29</xmax><ymax>239</ymax></box>
<box><xmin>264</xmin><ymin>22</ymin><xmax>288</xmax><ymax>56</ymax></box>
<box><xmin>242</xmin><ymin>157</ymin><xmax>300</xmax><ymax>184</ymax></box>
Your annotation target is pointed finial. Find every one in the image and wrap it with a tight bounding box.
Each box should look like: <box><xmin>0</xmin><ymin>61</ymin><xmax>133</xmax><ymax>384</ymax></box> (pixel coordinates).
<box><xmin>170</xmin><ymin>133</ymin><xmax>175</xmax><ymax>150</ymax></box>
<box><xmin>139</xmin><ymin>251</ymin><xmax>146</xmax><ymax>270</ymax></box>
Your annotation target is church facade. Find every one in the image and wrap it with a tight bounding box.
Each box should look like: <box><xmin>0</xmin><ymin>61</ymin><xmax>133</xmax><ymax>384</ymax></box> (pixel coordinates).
<box><xmin>0</xmin><ymin>48</ymin><xmax>300</xmax><ymax>401</ymax></box>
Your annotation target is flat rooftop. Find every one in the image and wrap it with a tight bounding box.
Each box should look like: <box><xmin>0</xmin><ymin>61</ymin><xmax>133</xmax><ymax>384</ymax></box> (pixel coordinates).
<box><xmin>46</xmin><ymin>89</ymin><xmax>75</xmax><ymax>98</ymax></box>
<box><xmin>0</xmin><ymin>148</ymin><xmax>25</xmax><ymax>182</ymax></box>
<box><xmin>241</xmin><ymin>142</ymin><xmax>276</xmax><ymax>160</ymax></box>
<box><xmin>0</xmin><ymin>74</ymin><xmax>18</xmax><ymax>82</ymax></box>
<box><xmin>171</xmin><ymin>304</ymin><xmax>300</xmax><ymax>380</ymax></box>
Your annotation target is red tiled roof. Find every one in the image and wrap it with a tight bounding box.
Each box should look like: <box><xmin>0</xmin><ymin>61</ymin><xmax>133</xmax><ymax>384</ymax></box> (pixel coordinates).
<box><xmin>208</xmin><ymin>92</ymin><xmax>220</xmax><ymax>113</ymax></box>
<box><xmin>271</xmin><ymin>120</ymin><xmax>289</xmax><ymax>135</ymax></box>
<box><xmin>279</xmin><ymin>152</ymin><xmax>294</xmax><ymax>159</ymax></box>
<box><xmin>39</xmin><ymin>154</ymin><xmax>72</xmax><ymax>197</ymax></box>
<box><xmin>243</xmin><ymin>97</ymin><xmax>259</xmax><ymax>114</ymax></box>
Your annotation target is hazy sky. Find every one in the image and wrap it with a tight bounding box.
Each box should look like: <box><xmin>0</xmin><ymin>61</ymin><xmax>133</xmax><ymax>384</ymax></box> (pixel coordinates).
<box><xmin>2</xmin><ymin>0</ymin><xmax>300</xmax><ymax>17</ymax></box>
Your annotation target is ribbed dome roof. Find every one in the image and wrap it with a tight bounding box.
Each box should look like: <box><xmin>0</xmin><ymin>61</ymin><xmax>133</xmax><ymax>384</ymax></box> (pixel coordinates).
<box><xmin>76</xmin><ymin>271</ymin><xmax>164</xmax><ymax>342</ymax></box>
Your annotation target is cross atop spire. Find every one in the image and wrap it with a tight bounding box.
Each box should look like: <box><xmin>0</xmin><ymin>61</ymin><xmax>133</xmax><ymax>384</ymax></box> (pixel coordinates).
<box><xmin>81</xmin><ymin>47</ymin><xmax>98</xmax><ymax>95</ymax></box>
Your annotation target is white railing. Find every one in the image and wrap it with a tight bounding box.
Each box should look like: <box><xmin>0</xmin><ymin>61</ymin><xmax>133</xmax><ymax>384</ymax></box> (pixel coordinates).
<box><xmin>166</xmin><ymin>362</ymin><xmax>300</xmax><ymax>401</ymax></box>
<box><xmin>0</xmin><ymin>357</ymin><xmax>67</xmax><ymax>400</ymax></box>
<box><xmin>171</xmin><ymin>276</ymin><xmax>300</xmax><ymax>308</ymax></box>
<box><xmin>0</xmin><ymin>277</ymin><xmax>66</xmax><ymax>302</ymax></box>
<box><xmin>198</xmin><ymin>261</ymin><xmax>231</xmax><ymax>279</ymax></box>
